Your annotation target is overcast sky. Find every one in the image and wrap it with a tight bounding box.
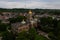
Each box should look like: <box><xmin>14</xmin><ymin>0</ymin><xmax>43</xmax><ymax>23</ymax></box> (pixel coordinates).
<box><xmin>0</xmin><ymin>0</ymin><xmax>60</xmax><ymax>9</ymax></box>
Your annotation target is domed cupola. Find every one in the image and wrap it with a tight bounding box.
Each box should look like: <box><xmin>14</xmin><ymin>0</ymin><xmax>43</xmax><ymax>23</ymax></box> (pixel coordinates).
<box><xmin>29</xmin><ymin>10</ymin><xmax>32</xmax><ymax>15</ymax></box>
<box><xmin>21</xmin><ymin>19</ymin><xmax>26</xmax><ymax>24</ymax></box>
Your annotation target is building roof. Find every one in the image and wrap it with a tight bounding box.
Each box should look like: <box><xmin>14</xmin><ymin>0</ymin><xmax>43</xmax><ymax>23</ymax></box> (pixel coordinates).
<box><xmin>29</xmin><ymin>10</ymin><xmax>32</xmax><ymax>15</ymax></box>
<box><xmin>21</xmin><ymin>19</ymin><xmax>26</xmax><ymax>24</ymax></box>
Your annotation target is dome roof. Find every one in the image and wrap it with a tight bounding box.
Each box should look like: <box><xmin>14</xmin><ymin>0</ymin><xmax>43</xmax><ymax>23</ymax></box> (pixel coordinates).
<box><xmin>21</xmin><ymin>20</ymin><xmax>26</xmax><ymax>24</ymax></box>
<box><xmin>29</xmin><ymin>10</ymin><xmax>32</xmax><ymax>14</ymax></box>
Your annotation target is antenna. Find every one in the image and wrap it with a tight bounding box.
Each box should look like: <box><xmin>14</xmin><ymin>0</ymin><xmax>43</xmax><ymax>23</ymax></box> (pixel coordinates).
<box><xmin>30</xmin><ymin>0</ymin><xmax>31</xmax><ymax>9</ymax></box>
<box><xmin>25</xmin><ymin>0</ymin><xmax>26</xmax><ymax>8</ymax></box>
<box><xmin>24</xmin><ymin>0</ymin><xmax>32</xmax><ymax>13</ymax></box>
<box><xmin>24</xmin><ymin>0</ymin><xmax>27</xmax><ymax>13</ymax></box>
<box><xmin>25</xmin><ymin>0</ymin><xmax>31</xmax><ymax>9</ymax></box>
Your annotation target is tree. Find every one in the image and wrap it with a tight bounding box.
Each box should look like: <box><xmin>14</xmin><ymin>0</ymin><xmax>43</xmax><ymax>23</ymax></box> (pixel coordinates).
<box><xmin>39</xmin><ymin>17</ymin><xmax>54</xmax><ymax>33</ymax></box>
<box><xmin>16</xmin><ymin>28</ymin><xmax>48</xmax><ymax>40</ymax></box>
<box><xmin>0</xmin><ymin>20</ymin><xmax>2</xmax><ymax>23</ymax></box>
<box><xmin>0</xmin><ymin>23</ymin><xmax>8</xmax><ymax>32</ymax></box>
<box><xmin>35</xmin><ymin>35</ymin><xmax>48</xmax><ymax>40</ymax></box>
<box><xmin>2</xmin><ymin>31</ymin><xmax>16</xmax><ymax>40</ymax></box>
<box><xmin>16</xmin><ymin>31</ymin><xmax>30</xmax><ymax>40</ymax></box>
<box><xmin>9</xmin><ymin>16</ymin><xmax>27</xmax><ymax>23</ymax></box>
<box><xmin>48</xmin><ymin>32</ymin><xmax>56</xmax><ymax>40</ymax></box>
<box><xmin>48</xmin><ymin>20</ymin><xmax>60</xmax><ymax>40</ymax></box>
<box><xmin>56</xmin><ymin>21</ymin><xmax>60</xmax><ymax>40</ymax></box>
<box><xmin>28</xmin><ymin>28</ymin><xmax>37</xmax><ymax>40</ymax></box>
<box><xmin>16</xmin><ymin>16</ymin><xmax>27</xmax><ymax>22</ymax></box>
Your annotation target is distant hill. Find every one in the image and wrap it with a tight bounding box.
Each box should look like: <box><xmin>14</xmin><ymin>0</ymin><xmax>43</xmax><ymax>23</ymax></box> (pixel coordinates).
<box><xmin>0</xmin><ymin>8</ymin><xmax>60</xmax><ymax>15</ymax></box>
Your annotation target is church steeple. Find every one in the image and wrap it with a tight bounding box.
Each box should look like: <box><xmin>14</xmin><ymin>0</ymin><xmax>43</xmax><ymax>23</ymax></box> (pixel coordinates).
<box><xmin>28</xmin><ymin>10</ymin><xmax>33</xmax><ymax>21</ymax></box>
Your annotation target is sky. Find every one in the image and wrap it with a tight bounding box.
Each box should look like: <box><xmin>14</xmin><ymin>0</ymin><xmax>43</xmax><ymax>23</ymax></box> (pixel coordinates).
<box><xmin>0</xmin><ymin>0</ymin><xmax>60</xmax><ymax>9</ymax></box>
